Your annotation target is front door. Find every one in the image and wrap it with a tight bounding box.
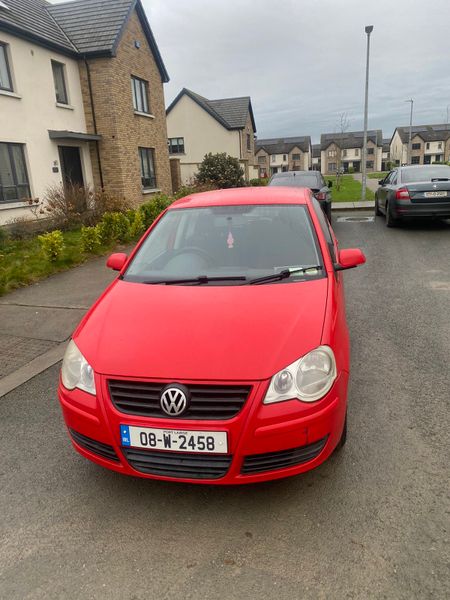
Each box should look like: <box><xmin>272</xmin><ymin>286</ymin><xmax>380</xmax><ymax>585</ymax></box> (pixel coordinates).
<box><xmin>353</xmin><ymin>161</ymin><xmax>361</xmax><ymax>173</ymax></box>
<box><xmin>59</xmin><ymin>146</ymin><xmax>84</xmax><ymax>187</ymax></box>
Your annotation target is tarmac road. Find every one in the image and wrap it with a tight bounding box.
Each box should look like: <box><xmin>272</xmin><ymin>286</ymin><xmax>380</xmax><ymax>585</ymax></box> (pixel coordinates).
<box><xmin>0</xmin><ymin>213</ymin><xmax>449</xmax><ymax>599</ymax></box>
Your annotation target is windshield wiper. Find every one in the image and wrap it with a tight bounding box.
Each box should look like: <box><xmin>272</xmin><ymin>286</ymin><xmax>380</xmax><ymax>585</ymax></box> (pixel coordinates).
<box><xmin>246</xmin><ymin>266</ymin><xmax>323</xmax><ymax>285</ymax></box>
<box><xmin>143</xmin><ymin>275</ymin><xmax>247</xmax><ymax>285</ymax></box>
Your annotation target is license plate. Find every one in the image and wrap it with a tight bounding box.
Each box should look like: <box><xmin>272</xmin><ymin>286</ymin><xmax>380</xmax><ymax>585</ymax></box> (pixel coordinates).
<box><xmin>424</xmin><ymin>191</ymin><xmax>447</xmax><ymax>198</ymax></box>
<box><xmin>120</xmin><ymin>425</ymin><xmax>228</xmax><ymax>454</ymax></box>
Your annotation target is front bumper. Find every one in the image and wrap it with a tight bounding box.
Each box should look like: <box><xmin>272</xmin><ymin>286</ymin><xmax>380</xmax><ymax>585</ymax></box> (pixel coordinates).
<box><xmin>58</xmin><ymin>371</ymin><xmax>348</xmax><ymax>484</ymax></box>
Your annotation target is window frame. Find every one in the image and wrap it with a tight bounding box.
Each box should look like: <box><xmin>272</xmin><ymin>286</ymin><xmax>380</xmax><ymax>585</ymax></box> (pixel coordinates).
<box><xmin>366</xmin><ymin>160</ymin><xmax>374</xmax><ymax>169</ymax></box>
<box><xmin>246</xmin><ymin>133</ymin><xmax>251</xmax><ymax>151</ymax></box>
<box><xmin>131</xmin><ymin>76</ymin><xmax>150</xmax><ymax>114</ymax></box>
<box><xmin>168</xmin><ymin>137</ymin><xmax>185</xmax><ymax>155</ymax></box>
<box><xmin>0</xmin><ymin>142</ymin><xmax>31</xmax><ymax>203</ymax></box>
<box><xmin>0</xmin><ymin>41</ymin><xmax>13</xmax><ymax>92</ymax></box>
<box><xmin>292</xmin><ymin>153</ymin><xmax>301</xmax><ymax>161</ymax></box>
<box><xmin>139</xmin><ymin>147</ymin><xmax>157</xmax><ymax>190</ymax></box>
<box><xmin>51</xmin><ymin>60</ymin><xmax>69</xmax><ymax>105</ymax></box>
<box><xmin>367</xmin><ymin>147</ymin><xmax>374</xmax><ymax>155</ymax></box>
<box><xmin>411</xmin><ymin>156</ymin><xmax>420</xmax><ymax>164</ymax></box>
<box><xmin>412</xmin><ymin>142</ymin><xmax>421</xmax><ymax>150</ymax></box>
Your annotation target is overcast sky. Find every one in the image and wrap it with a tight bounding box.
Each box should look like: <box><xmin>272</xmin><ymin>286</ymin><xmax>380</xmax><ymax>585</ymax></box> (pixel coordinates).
<box><xmin>141</xmin><ymin>0</ymin><xmax>450</xmax><ymax>143</ymax></box>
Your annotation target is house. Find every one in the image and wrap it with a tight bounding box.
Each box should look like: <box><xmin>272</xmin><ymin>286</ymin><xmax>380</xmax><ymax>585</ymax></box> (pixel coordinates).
<box><xmin>311</xmin><ymin>143</ymin><xmax>321</xmax><ymax>172</ymax></box>
<box><xmin>166</xmin><ymin>88</ymin><xmax>257</xmax><ymax>184</ymax></box>
<box><xmin>0</xmin><ymin>0</ymin><xmax>171</xmax><ymax>225</ymax></box>
<box><xmin>320</xmin><ymin>130</ymin><xmax>383</xmax><ymax>175</ymax></box>
<box><xmin>390</xmin><ymin>124</ymin><xmax>450</xmax><ymax>166</ymax></box>
<box><xmin>255</xmin><ymin>136</ymin><xmax>312</xmax><ymax>178</ymax></box>
<box><xmin>381</xmin><ymin>138</ymin><xmax>390</xmax><ymax>171</ymax></box>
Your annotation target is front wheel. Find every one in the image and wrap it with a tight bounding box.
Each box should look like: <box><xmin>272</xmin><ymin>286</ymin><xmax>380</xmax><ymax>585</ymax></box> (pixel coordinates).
<box><xmin>385</xmin><ymin>202</ymin><xmax>399</xmax><ymax>228</ymax></box>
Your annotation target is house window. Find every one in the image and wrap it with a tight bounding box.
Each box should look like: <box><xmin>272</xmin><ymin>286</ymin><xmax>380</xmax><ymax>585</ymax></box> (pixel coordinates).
<box><xmin>292</xmin><ymin>153</ymin><xmax>300</xmax><ymax>161</ymax></box>
<box><xmin>139</xmin><ymin>147</ymin><xmax>156</xmax><ymax>190</ymax></box>
<box><xmin>411</xmin><ymin>156</ymin><xmax>420</xmax><ymax>164</ymax></box>
<box><xmin>328</xmin><ymin>150</ymin><xmax>336</xmax><ymax>158</ymax></box>
<box><xmin>0</xmin><ymin>42</ymin><xmax>13</xmax><ymax>91</ymax></box>
<box><xmin>0</xmin><ymin>142</ymin><xmax>31</xmax><ymax>203</ymax></box>
<box><xmin>438</xmin><ymin>142</ymin><xmax>442</xmax><ymax>149</ymax></box>
<box><xmin>435</xmin><ymin>154</ymin><xmax>443</xmax><ymax>162</ymax></box>
<box><xmin>246</xmin><ymin>133</ymin><xmax>251</xmax><ymax>151</ymax></box>
<box><xmin>283</xmin><ymin>154</ymin><xmax>287</xmax><ymax>161</ymax></box>
<box><xmin>412</xmin><ymin>143</ymin><xmax>421</xmax><ymax>150</ymax></box>
<box><xmin>51</xmin><ymin>61</ymin><xmax>68</xmax><ymax>104</ymax></box>
<box><xmin>367</xmin><ymin>147</ymin><xmax>374</xmax><ymax>155</ymax></box>
<box><xmin>355</xmin><ymin>148</ymin><xmax>360</xmax><ymax>156</ymax></box>
<box><xmin>258</xmin><ymin>155</ymin><xmax>266</xmax><ymax>164</ymax></box>
<box><xmin>366</xmin><ymin>161</ymin><xmax>374</xmax><ymax>169</ymax></box>
<box><xmin>328</xmin><ymin>162</ymin><xmax>337</xmax><ymax>172</ymax></box>
<box><xmin>426</xmin><ymin>142</ymin><xmax>430</xmax><ymax>150</ymax></box>
<box><xmin>343</xmin><ymin>149</ymin><xmax>347</xmax><ymax>157</ymax></box>
<box><xmin>168</xmin><ymin>137</ymin><xmax>185</xmax><ymax>154</ymax></box>
<box><xmin>271</xmin><ymin>155</ymin><xmax>276</xmax><ymax>162</ymax></box>
<box><xmin>131</xmin><ymin>76</ymin><xmax>149</xmax><ymax>113</ymax></box>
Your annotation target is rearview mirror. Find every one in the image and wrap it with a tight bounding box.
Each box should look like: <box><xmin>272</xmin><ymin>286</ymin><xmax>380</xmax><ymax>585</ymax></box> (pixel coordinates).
<box><xmin>335</xmin><ymin>248</ymin><xmax>366</xmax><ymax>271</ymax></box>
<box><xmin>106</xmin><ymin>253</ymin><xmax>128</xmax><ymax>271</ymax></box>
<box><xmin>327</xmin><ymin>180</ymin><xmax>333</xmax><ymax>188</ymax></box>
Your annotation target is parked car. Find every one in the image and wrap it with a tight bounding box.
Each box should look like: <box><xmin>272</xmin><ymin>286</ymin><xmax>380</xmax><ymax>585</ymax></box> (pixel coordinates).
<box><xmin>58</xmin><ymin>187</ymin><xmax>365</xmax><ymax>484</ymax></box>
<box><xmin>375</xmin><ymin>165</ymin><xmax>450</xmax><ymax>226</ymax></box>
<box><xmin>268</xmin><ymin>171</ymin><xmax>333</xmax><ymax>221</ymax></box>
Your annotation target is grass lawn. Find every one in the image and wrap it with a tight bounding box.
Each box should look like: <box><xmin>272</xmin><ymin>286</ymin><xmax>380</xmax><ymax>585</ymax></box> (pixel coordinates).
<box><xmin>0</xmin><ymin>229</ymin><xmax>118</xmax><ymax>296</ymax></box>
<box><xmin>326</xmin><ymin>175</ymin><xmax>374</xmax><ymax>202</ymax></box>
<box><xmin>368</xmin><ymin>171</ymin><xmax>388</xmax><ymax>179</ymax></box>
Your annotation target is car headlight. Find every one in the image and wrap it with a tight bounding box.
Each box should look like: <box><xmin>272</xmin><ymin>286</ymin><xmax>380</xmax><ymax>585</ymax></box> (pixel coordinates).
<box><xmin>61</xmin><ymin>340</ymin><xmax>96</xmax><ymax>395</ymax></box>
<box><xmin>264</xmin><ymin>346</ymin><xmax>336</xmax><ymax>404</ymax></box>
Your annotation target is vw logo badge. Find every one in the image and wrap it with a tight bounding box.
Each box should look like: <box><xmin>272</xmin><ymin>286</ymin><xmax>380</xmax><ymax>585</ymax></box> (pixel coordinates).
<box><xmin>160</xmin><ymin>385</ymin><xmax>189</xmax><ymax>416</ymax></box>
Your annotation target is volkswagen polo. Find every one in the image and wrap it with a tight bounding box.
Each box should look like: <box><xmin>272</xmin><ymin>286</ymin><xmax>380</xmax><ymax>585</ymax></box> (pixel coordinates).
<box><xmin>58</xmin><ymin>187</ymin><xmax>365</xmax><ymax>484</ymax></box>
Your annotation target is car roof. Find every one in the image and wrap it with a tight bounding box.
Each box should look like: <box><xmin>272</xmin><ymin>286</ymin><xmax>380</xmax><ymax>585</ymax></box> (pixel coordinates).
<box><xmin>399</xmin><ymin>164</ymin><xmax>449</xmax><ymax>170</ymax></box>
<box><xmin>170</xmin><ymin>186</ymin><xmax>311</xmax><ymax>209</ymax></box>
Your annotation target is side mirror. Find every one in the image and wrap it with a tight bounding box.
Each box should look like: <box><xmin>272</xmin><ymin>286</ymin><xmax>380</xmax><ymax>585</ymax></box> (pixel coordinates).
<box><xmin>335</xmin><ymin>248</ymin><xmax>366</xmax><ymax>271</ymax></box>
<box><xmin>106</xmin><ymin>252</ymin><xmax>128</xmax><ymax>271</ymax></box>
<box><xmin>378</xmin><ymin>179</ymin><xmax>385</xmax><ymax>185</ymax></box>
<box><xmin>327</xmin><ymin>180</ymin><xmax>333</xmax><ymax>188</ymax></box>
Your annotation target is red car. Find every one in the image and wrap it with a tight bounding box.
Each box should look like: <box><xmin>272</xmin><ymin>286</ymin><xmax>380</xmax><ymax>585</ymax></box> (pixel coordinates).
<box><xmin>58</xmin><ymin>187</ymin><xmax>365</xmax><ymax>484</ymax></box>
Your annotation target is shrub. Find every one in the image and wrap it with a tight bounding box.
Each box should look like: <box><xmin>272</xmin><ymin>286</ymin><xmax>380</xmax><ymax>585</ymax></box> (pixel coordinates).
<box><xmin>44</xmin><ymin>183</ymin><xmax>93</xmax><ymax>228</ymax></box>
<box><xmin>172</xmin><ymin>183</ymin><xmax>217</xmax><ymax>200</ymax></box>
<box><xmin>80</xmin><ymin>226</ymin><xmax>101</xmax><ymax>253</ymax></box>
<box><xmin>0</xmin><ymin>226</ymin><xmax>8</xmax><ymax>248</ymax></box>
<box><xmin>348</xmin><ymin>166</ymin><xmax>355</xmax><ymax>174</ymax></box>
<box><xmin>8</xmin><ymin>216</ymin><xmax>44</xmax><ymax>239</ymax></box>
<box><xmin>195</xmin><ymin>152</ymin><xmax>244</xmax><ymax>188</ymax></box>
<box><xmin>97</xmin><ymin>212</ymin><xmax>131</xmax><ymax>244</ymax></box>
<box><xmin>129</xmin><ymin>210</ymin><xmax>145</xmax><ymax>238</ymax></box>
<box><xmin>139</xmin><ymin>194</ymin><xmax>172</xmax><ymax>228</ymax></box>
<box><xmin>90</xmin><ymin>189</ymin><xmax>134</xmax><ymax>223</ymax></box>
<box><xmin>249</xmin><ymin>178</ymin><xmax>268</xmax><ymax>186</ymax></box>
<box><xmin>38</xmin><ymin>230</ymin><xmax>64</xmax><ymax>261</ymax></box>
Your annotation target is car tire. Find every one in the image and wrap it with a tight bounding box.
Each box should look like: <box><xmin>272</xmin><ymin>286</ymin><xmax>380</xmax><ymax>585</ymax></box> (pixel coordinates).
<box><xmin>335</xmin><ymin>413</ymin><xmax>347</xmax><ymax>451</ymax></box>
<box><xmin>385</xmin><ymin>201</ymin><xmax>399</xmax><ymax>228</ymax></box>
<box><xmin>374</xmin><ymin>196</ymin><xmax>382</xmax><ymax>216</ymax></box>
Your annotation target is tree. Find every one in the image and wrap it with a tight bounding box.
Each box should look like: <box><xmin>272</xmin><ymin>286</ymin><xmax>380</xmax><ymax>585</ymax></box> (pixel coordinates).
<box><xmin>196</xmin><ymin>153</ymin><xmax>245</xmax><ymax>188</ymax></box>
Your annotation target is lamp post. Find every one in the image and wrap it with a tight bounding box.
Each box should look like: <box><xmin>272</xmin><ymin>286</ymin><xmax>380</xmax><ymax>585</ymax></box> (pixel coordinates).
<box><xmin>361</xmin><ymin>25</ymin><xmax>373</xmax><ymax>202</ymax></box>
<box><xmin>405</xmin><ymin>99</ymin><xmax>414</xmax><ymax>165</ymax></box>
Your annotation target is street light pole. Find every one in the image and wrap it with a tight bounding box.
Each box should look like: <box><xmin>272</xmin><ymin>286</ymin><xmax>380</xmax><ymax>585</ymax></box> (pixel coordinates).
<box><xmin>405</xmin><ymin>99</ymin><xmax>414</xmax><ymax>165</ymax></box>
<box><xmin>361</xmin><ymin>25</ymin><xmax>373</xmax><ymax>202</ymax></box>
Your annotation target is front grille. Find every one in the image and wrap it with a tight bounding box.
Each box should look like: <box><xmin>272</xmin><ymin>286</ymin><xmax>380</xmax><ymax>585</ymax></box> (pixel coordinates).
<box><xmin>108</xmin><ymin>380</ymin><xmax>251</xmax><ymax>420</ymax></box>
<box><xmin>69</xmin><ymin>429</ymin><xmax>119</xmax><ymax>462</ymax></box>
<box><xmin>241</xmin><ymin>436</ymin><xmax>328</xmax><ymax>475</ymax></box>
<box><xmin>123</xmin><ymin>448</ymin><xmax>232</xmax><ymax>479</ymax></box>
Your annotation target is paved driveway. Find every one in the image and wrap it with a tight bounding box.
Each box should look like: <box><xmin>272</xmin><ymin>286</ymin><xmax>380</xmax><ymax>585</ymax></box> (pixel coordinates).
<box><xmin>0</xmin><ymin>214</ymin><xmax>449</xmax><ymax>599</ymax></box>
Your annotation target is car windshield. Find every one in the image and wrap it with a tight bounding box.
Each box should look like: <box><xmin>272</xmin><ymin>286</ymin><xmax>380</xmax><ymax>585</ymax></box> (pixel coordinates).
<box><xmin>270</xmin><ymin>174</ymin><xmax>321</xmax><ymax>188</ymax></box>
<box><xmin>401</xmin><ymin>166</ymin><xmax>450</xmax><ymax>183</ymax></box>
<box><xmin>124</xmin><ymin>204</ymin><xmax>323</xmax><ymax>285</ymax></box>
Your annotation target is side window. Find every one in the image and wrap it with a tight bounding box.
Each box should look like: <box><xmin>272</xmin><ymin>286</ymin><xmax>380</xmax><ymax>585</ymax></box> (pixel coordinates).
<box><xmin>311</xmin><ymin>197</ymin><xmax>336</xmax><ymax>262</ymax></box>
<box><xmin>390</xmin><ymin>171</ymin><xmax>397</xmax><ymax>185</ymax></box>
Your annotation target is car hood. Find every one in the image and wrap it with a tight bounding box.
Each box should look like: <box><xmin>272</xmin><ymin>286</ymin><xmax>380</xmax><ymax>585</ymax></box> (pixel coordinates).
<box><xmin>75</xmin><ymin>279</ymin><xmax>328</xmax><ymax>381</ymax></box>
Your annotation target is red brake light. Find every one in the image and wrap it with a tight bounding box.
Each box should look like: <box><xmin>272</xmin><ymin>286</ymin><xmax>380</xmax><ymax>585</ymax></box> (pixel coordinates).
<box><xmin>315</xmin><ymin>192</ymin><xmax>326</xmax><ymax>201</ymax></box>
<box><xmin>395</xmin><ymin>187</ymin><xmax>410</xmax><ymax>200</ymax></box>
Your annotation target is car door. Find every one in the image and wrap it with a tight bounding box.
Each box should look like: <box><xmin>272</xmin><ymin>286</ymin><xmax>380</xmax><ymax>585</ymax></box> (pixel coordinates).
<box><xmin>378</xmin><ymin>171</ymin><xmax>395</xmax><ymax>211</ymax></box>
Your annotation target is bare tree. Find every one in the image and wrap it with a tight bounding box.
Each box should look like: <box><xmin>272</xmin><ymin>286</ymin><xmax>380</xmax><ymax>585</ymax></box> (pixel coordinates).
<box><xmin>335</xmin><ymin>113</ymin><xmax>350</xmax><ymax>191</ymax></box>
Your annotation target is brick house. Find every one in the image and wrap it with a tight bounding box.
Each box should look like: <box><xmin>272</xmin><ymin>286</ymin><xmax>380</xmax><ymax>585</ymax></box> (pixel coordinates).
<box><xmin>166</xmin><ymin>88</ymin><xmax>257</xmax><ymax>184</ymax></box>
<box><xmin>390</xmin><ymin>124</ymin><xmax>450</xmax><ymax>166</ymax></box>
<box><xmin>320</xmin><ymin>130</ymin><xmax>383</xmax><ymax>175</ymax></box>
<box><xmin>311</xmin><ymin>143</ymin><xmax>321</xmax><ymax>171</ymax></box>
<box><xmin>255</xmin><ymin>136</ymin><xmax>312</xmax><ymax>178</ymax></box>
<box><xmin>0</xmin><ymin>0</ymin><xmax>171</xmax><ymax>225</ymax></box>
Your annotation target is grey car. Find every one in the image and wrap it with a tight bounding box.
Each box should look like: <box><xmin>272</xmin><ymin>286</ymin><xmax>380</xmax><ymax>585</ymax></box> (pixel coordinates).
<box><xmin>268</xmin><ymin>171</ymin><xmax>333</xmax><ymax>221</ymax></box>
<box><xmin>375</xmin><ymin>165</ymin><xmax>450</xmax><ymax>227</ymax></box>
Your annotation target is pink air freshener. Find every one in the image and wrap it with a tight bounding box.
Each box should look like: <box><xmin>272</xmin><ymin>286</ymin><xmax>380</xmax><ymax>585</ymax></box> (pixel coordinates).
<box><xmin>227</xmin><ymin>232</ymin><xmax>234</xmax><ymax>249</ymax></box>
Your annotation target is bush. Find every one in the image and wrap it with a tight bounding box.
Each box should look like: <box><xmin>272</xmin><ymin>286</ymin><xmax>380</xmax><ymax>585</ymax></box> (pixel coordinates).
<box><xmin>249</xmin><ymin>178</ymin><xmax>268</xmax><ymax>186</ymax></box>
<box><xmin>97</xmin><ymin>212</ymin><xmax>131</xmax><ymax>244</ymax></box>
<box><xmin>44</xmin><ymin>183</ymin><xmax>93</xmax><ymax>228</ymax></box>
<box><xmin>348</xmin><ymin>166</ymin><xmax>355</xmax><ymax>174</ymax></box>
<box><xmin>38</xmin><ymin>230</ymin><xmax>64</xmax><ymax>261</ymax></box>
<box><xmin>0</xmin><ymin>226</ymin><xmax>8</xmax><ymax>248</ymax></box>
<box><xmin>139</xmin><ymin>194</ymin><xmax>172</xmax><ymax>228</ymax></box>
<box><xmin>129</xmin><ymin>210</ymin><xmax>145</xmax><ymax>238</ymax></box>
<box><xmin>80</xmin><ymin>226</ymin><xmax>101</xmax><ymax>253</ymax></box>
<box><xmin>195</xmin><ymin>153</ymin><xmax>244</xmax><ymax>189</ymax></box>
<box><xmin>90</xmin><ymin>189</ymin><xmax>133</xmax><ymax>223</ymax></box>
